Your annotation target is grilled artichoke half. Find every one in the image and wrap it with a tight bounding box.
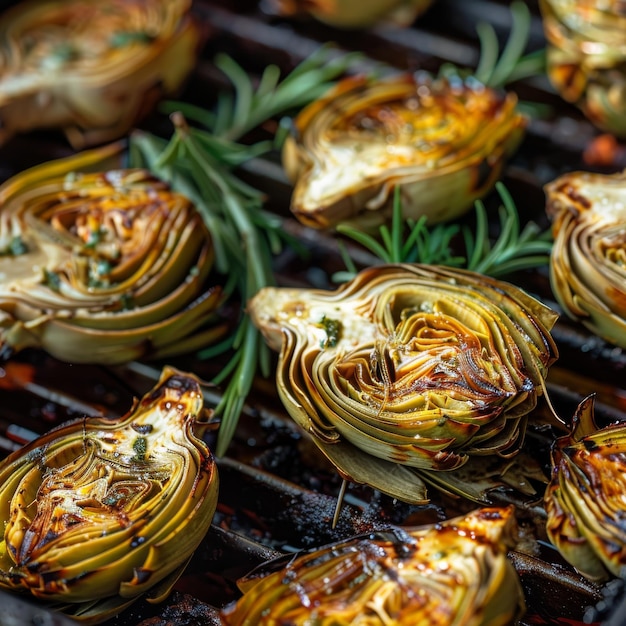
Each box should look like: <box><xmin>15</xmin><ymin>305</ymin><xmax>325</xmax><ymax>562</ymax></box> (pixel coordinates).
<box><xmin>282</xmin><ymin>74</ymin><xmax>526</xmax><ymax>230</ymax></box>
<box><xmin>0</xmin><ymin>0</ymin><xmax>200</xmax><ymax>148</ymax></box>
<box><xmin>545</xmin><ymin>395</ymin><xmax>626</xmax><ymax>581</ymax></box>
<box><xmin>539</xmin><ymin>0</ymin><xmax>626</xmax><ymax>137</ymax></box>
<box><xmin>0</xmin><ymin>367</ymin><xmax>218</xmax><ymax>623</ymax></box>
<box><xmin>248</xmin><ymin>264</ymin><xmax>558</xmax><ymax>503</ymax></box>
<box><xmin>545</xmin><ymin>170</ymin><xmax>626</xmax><ymax>348</ymax></box>
<box><xmin>268</xmin><ymin>0</ymin><xmax>433</xmax><ymax>28</ymax></box>
<box><xmin>0</xmin><ymin>142</ymin><xmax>227</xmax><ymax>365</ymax></box>
<box><xmin>221</xmin><ymin>506</ymin><xmax>525</xmax><ymax>625</ymax></box>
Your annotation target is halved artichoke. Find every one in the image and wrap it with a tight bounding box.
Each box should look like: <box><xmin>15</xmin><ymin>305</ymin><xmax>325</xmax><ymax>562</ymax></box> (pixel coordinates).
<box><xmin>0</xmin><ymin>0</ymin><xmax>200</xmax><ymax>148</ymax></box>
<box><xmin>268</xmin><ymin>0</ymin><xmax>433</xmax><ymax>28</ymax></box>
<box><xmin>248</xmin><ymin>263</ymin><xmax>558</xmax><ymax>503</ymax></box>
<box><xmin>221</xmin><ymin>506</ymin><xmax>525</xmax><ymax>625</ymax></box>
<box><xmin>282</xmin><ymin>74</ymin><xmax>526</xmax><ymax>230</ymax></box>
<box><xmin>545</xmin><ymin>170</ymin><xmax>626</xmax><ymax>348</ymax></box>
<box><xmin>545</xmin><ymin>395</ymin><xmax>626</xmax><ymax>581</ymax></box>
<box><xmin>539</xmin><ymin>0</ymin><xmax>626</xmax><ymax>136</ymax></box>
<box><xmin>0</xmin><ymin>142</ymin><xmax>227</xmax><ymax>365</ymax></box>
<box><xmin>0</xmin><ymin>366</ymin><xmax>218</xmax><ymax>623</ymax></box>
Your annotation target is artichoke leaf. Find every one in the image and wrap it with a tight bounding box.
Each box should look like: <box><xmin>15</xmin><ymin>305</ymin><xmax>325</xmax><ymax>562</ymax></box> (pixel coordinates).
<box><xmin>282</xmin><ymin>73</ymin><xmax>526</xmax><ymax>230</ymax></box>
<box><xmin>221</xmin><ymin>506</ymin><xmax>525</xmax><ymax>625</ymax></box>
<box><xmin>0</xmin><ymin>367</ymin><xmax>219</xmax><ymax>623</ymax></box>
<box><xmin>249</xmin><ymin>263</ymin><xmax>558</xmax><ymax>503</ymax></box>
<box><xmin>545</xmin><ymin>394</ymin><xmax>626</xmax><ymax>581</ymax></box>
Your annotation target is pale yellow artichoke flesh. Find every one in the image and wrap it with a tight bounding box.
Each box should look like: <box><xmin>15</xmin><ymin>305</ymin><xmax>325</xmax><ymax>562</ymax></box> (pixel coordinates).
<box><xmin>545</xmin><ymin>395</ymin><xmax>626</xmax><ymax>581</ymax></box>
<box><xmin>545</xmin><ymin>170</ymin><xmax>626</xmax><ymax>348</ymax></box>
<box><xmin>539</xmin><ymin>0</ymin><xmax>626</xmax><ymax>136</ymax></box>
<box><xmin>282</xmin><ymin>74</ymin><xmax>526</xmax><ymax>230</ymax></box>
<box><xmin>0</xmin><ymin>0</ymin><xmax>200</xmax><ymax>148</ymax></box>
<box><xmin>0</xmin><ymin>142</ymin><xmax>228</xmax><ymax>364</ymax></box>
<box><xmin>268</xmin><ymin>0</ymin><xmax>434</xmax><ymax>28</ymax></box>
<box><xmin>248</xmin><ymin>263</ymin><xmax>558</xmax><ymax>503</ymax></box>
<box><xmin>0</xmin><ymin>366</ymin><xmax>219</xmax><ymax>623</ymax></box>
<box><xmin>221</xmin><ymin>506</ymin><xmax>525</xmax><ymax>625</ymax></box>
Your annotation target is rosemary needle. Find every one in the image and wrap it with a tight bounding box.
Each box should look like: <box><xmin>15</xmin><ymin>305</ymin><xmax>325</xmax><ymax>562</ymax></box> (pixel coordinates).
<box><xmin>335</xmin><ymin>182</ymin><xmax>552</xmax><ymax>281</ymax></box>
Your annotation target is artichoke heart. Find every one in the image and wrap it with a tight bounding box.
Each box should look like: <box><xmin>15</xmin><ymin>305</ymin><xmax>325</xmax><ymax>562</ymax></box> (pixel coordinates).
<box><xmin>221</xmin><ymin>506</ymin><xmax>525</xmax><ymax>625</ymax></box>
<box><xmin>0</xmin><ymin>366</ymin><xmax>218</xmax><ymax>623</ymax></box>
<box><xmin>248</xmin><ymin>264</ymin><xmax>558</xmax><ymax>503</ymax></box>
<box><xmin>545</xmin><ymin>395</ymin><xmax>626</xmax><ymax>581</ymax></box>
<box><xmin>282</xmin><ymin>73</ymin><xmax>526</xmax><ymax>230</ymax></box>
<box><xmin>0</xmin><ymin>142</ymin><xmax>227</xmax><ymax>365</ymax></box>
<box><xmin>0</xmin><ymin>0</ymin><xmax>200</xmax><ymax>148</ymax></box>
<box><xmin>268</xmin><ymin>0</ymin><xmax>434</xmax><ymax>28</ymax></box>
<box><xmin>539</xmin><ymin>0</ymin><xmax>626</xmax><ymax>137</ymax></box>
<box><xmin>545</xmin><ymin>169</ymin><xmax>626</xmax><ymax>348</ymax></box>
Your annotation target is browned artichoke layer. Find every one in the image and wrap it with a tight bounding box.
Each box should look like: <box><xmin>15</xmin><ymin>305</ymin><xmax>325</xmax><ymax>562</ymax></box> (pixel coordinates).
<box><xmin>282</xmin><ymin>73</ymin><xmax>526</xmax><ymax>230</ymax></box>
<box><xmin>0</xmin><ymin>367</ymin><xmax>218</xmax><ymax>623</ymax></box>
<box><xmin>221</xmin><ymin>506</ymin><xmax>525</xmax><ymax>625</ymax></box>
<box><xmin>545</xmin><ymin>395</ymin><xmax>626</xmax><ymax>582</ymax></box>
<box><xmin>0</xmin><ymin>0</ymin><xmax>200</xmax><ymax>148</ymax></box>
<box><xmin>0</xmin><ymin>142</ymin><xmax>227</xmax><ymax>364</ymax></box>
<box><xmin>248</xmin><ymin>263</ymin><xmax>558</xmax><ymax>503</ymax></box>
<box><xmin>539</xmin><ymin>0</ymin><xmax>626</xmax><ymax>136</ymax></box>
<box><xmin>268</xmin><ymin>0</ymin><xmax>433</xmax><ymax>28</ymax></box>
<box><xmin>545</xmin><ymin>170</ymin><xmax>626</xmax><ymax>348</ymax></box>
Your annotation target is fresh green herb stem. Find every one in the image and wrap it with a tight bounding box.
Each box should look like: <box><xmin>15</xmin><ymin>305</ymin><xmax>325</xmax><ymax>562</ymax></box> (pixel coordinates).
<box><xmin>162</xmin><ymin>45</ymin><xmax>363</xmax><ymax>144</ymax></box>
<box><xmin>335</xmin><ymin>182</ymin><xmax>552</xmax><ymax>281</ymax></box>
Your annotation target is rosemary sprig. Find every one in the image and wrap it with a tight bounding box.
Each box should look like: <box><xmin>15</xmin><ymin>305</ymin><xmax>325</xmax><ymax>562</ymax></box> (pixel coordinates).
<box><xmin>438</xmin><ymin>0</ymin><xmax>545</xmax><ymax>90</ymax></box>
<box><xmin>130</xmin><ymin>49</ymin><xmax>357</xmax><ymax>456</ymax></box>
<box><xmin>162</xmin><ymin>45</ymin><xmax>364</xmax><ymax>144</ymax></box>
<box><xmin>334</xmin><ymin>182</ymin><xmax>552</xmax><ymax>281</ymax></box>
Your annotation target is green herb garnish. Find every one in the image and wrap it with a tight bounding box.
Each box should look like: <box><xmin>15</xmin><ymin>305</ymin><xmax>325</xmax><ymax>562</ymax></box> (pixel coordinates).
<box><xmin>334</xmin><ymin>183</ymin><xmax>552</xmax><ymax>282</ymax></box>
<box><xmin>319</xmin><ymin>316</ymin><xmax>342</xmax><ymax>349</ymax></box>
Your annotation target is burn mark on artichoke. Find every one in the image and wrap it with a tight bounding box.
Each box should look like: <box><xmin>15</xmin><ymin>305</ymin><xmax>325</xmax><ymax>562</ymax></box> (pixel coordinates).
<box><xmin>555</xmin><ymin>182</ymin><xmax>592</xmax><ymax>212</ymax></box>
<box><xmin>472</xmin><ymin>158</ymin><xmax>494</xmax><ymax>194</ymax></box>
<box><xmin>131</xmin><ymin>423</ymin><xmax>154</xmax><ymax>435</ymax></box>
<box><xmin>582</xmin><ymin>438</ymin><xmax>599</xmax><ymax>451</ymax></box>
<box><xmin>167</xmin><ymin>373</ymin><xmax>203</xmax><ymax>394</ymax></box>
<box><xmin>132</xmin><ymin>567</ymin><xmax>152</xmax><ymax>584</ymax></box>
